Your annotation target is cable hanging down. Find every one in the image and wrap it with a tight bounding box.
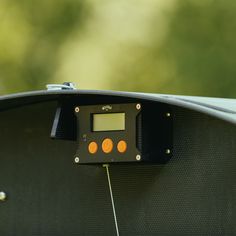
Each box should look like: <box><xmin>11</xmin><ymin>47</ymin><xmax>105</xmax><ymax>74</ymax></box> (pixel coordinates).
<box><xmin>103</xmin><ymin>164</ymin><xmax>120</xmax><ymax>236</ymax></box>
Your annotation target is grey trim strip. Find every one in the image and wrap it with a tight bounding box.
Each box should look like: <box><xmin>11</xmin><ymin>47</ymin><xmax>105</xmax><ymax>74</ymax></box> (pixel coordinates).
<box><xmin>176</xmin><ymin>98</ymin><xmax>236</xmax><ymax>114</ymax></box>
<box><xmin>0</xmin><ymin>89</ymin><xmax>236</xmax><ymax>125</ymax></box>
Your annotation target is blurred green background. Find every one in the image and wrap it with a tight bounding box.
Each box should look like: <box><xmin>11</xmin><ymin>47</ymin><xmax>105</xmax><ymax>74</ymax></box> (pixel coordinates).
<box><xmin>0</xmin><ymin>0</ymin><xmax>236</xmax><ymax>97</ymax></box>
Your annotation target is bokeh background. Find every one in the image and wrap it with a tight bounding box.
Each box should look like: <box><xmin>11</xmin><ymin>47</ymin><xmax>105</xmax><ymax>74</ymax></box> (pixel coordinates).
<box><xmin>0</xmin><ymin>0</ymin><xmax>236</xmax><ymax>97</ymax></box>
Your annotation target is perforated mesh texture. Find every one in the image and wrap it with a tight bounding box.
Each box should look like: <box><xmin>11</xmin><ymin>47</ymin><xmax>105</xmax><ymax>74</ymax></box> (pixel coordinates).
<box><xmin>0</xmin><ymin>102</ymin><xmax>116</xmax><ymax>236</ymax></box>
<box><xmin>0</xmin><ymin>103</ymin><xmax>235</xmax><ymax>235</ymax></box>
<box><xmin>111</xmin><ymin>107</ymin><xmax>236</xmax><ymax>235</ymax></box>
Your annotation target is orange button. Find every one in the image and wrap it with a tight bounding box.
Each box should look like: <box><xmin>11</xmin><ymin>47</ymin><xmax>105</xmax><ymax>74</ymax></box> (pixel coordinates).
<box><xmin>88</xmin><ymin>142</ymin><xmax>98</xmax><ymax>154</ymax></box>
<box><xmin>117</xmin><ymin>140</ymin><xmax>127</xmax><ymax>153</ymax></box>
<box><xmin>102</xmin><ymin>138</ymin><xmax>113</xmax><ymax>154</ymax></box>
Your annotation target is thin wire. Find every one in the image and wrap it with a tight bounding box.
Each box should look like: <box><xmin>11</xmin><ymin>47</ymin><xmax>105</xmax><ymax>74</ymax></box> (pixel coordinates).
<box><xmin>104</xmin><ymin>164</ymin><xmax>120</xmax><ymax>236</ymax></box>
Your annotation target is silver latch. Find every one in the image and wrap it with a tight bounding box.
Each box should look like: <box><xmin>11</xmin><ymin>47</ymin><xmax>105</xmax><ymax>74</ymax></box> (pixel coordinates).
<box><xmin>46</xmin><ymin>82</ymin><xmax>77</xmax><ymax>91</ymax></box>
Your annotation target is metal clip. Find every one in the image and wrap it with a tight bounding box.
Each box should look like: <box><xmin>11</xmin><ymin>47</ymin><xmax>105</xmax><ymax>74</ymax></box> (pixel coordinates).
<box><xmin>46</xmin><ymin>82</ymin><xmax>77</xmax><ymax>91</ymax></box>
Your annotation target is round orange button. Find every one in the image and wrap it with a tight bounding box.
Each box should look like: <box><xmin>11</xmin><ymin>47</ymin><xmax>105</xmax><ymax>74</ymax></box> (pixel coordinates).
<box><xmin>102</xmin><ymin>138</ymin><xmax>114</xmax><ymax>154</ymax></box>
<box><xmin>117</xmin><ymin>140</ymin><xmax>127</xmax><ymax>153</ymax></box>
<box><xmin>88</xmin><ymin>142</ymin><xmax>98</xmax><ymax>154</ymax></box>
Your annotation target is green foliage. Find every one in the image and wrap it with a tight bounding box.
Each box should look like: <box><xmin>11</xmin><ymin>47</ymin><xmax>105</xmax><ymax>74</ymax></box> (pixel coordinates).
<box><xmin>1</xmin><ymin>0</ymin><xmax>236</xmax><ymax>97</ymax></box>
<box><xmin>113</xmin><ymin>0</ymin><xmax>236</xmax><ymax>98</ymax></box>
<box><xmin>0</xmin><ymin>0</ymin><xmax>88</xmax><ymax>93</ymax></box>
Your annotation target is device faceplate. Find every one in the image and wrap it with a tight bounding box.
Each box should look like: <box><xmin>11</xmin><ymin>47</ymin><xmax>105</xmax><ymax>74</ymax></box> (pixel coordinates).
<box><xmin>75</xmin><ymin>103</ymin><xmax>141</xmax><ymax>164</ymax></box>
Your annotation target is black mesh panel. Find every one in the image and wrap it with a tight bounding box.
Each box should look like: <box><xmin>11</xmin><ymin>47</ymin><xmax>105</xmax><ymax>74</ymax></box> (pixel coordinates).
<box><xmin>0</xmin><ymin>103</ymin><xmax>235</xmax><ymax>235</ymax></box>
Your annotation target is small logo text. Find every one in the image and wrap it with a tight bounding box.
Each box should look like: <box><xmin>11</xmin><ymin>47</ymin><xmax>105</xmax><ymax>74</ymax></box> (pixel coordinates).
<box><xmin>102</xmin><ymin>105</ymin><xmax>112</xmax><ymax>111</ymax></box>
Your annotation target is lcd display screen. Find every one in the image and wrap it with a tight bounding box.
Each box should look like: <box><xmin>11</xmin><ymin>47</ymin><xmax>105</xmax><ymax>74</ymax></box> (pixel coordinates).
<box><xmin>93</xmin><ymin>113</ymin><xmax>125</xmax><ymax>132</ymax></box>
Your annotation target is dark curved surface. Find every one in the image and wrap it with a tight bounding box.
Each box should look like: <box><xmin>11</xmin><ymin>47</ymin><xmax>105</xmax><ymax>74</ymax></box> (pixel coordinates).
<box><xmin>0</xmin><ymin>89</ymin><xmax>236</xmax><ymax>125</ymax></box>
<box><xmin>0</xmin><ymin>90</ymin><xmax>236</xmax><ymax>235</ymax></box>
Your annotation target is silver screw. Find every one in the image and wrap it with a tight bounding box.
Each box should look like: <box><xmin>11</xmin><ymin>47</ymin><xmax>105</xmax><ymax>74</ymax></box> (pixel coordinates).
<box><xmin>136</xmin><ymin>104</ymin><xmax>141</xmax><ymax>110</ymax></box>
<box><xmin>166</xmin><ymin>113</ymin><xmax>171</xmax><ymax>117</ymax></box>
<box><xmin>74</xmin><ymin>157</ymin><xmax>80</xmax><ymax>163</ymax></box>
<box><xmin>166</xmin><ymin>149</ymin><xmax>171</xmax><ymax>154</ymax></box>
<box><xmin>0</xmin><ymin>192</ymin><xmax>6</xmax><ymax>201</ymax></box>
<box><xmin>136</xmin><ymin>155</ymin><xmax>141</xmax><ymax>161</ymax></box>
<box><xmin>75</xmin><ymin>107</ymin><xmax>80</xmax><ymax>113</ymax></box>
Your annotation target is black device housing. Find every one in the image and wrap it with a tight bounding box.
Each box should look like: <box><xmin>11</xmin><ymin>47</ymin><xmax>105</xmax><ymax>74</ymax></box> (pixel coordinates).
<box><xmin>72</xmin><ymin>103</ymin><xmax>172</xmax><ymax>164</ymax></box>
<box><xmin>137</xmin><ymin>102</ymin><xmax>172</xmax><ymax>163</ymax></box>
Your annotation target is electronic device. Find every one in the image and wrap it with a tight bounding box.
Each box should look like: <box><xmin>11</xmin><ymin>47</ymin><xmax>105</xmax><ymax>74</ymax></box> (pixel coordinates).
<box><xmin>51</xmin><ymin>101</ymin><xmax>172</xmax><ymax>164</ymax></box>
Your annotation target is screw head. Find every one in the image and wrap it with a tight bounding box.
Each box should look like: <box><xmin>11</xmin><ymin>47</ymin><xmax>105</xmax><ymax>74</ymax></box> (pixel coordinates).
<box><xmin>75</xmin><ymin>107</ymin><xmax>80</xmax><ymax>113</ymax></box>
<box><xmin>166</xmin><ymin>149</ymin><xmax>171</xmax><ymax>154</ymax></box>
<box><xmin>74</xmin><ymin>157</ymin><xmax>80</xmax><ymax>163</ymax></box>
<box><xmin>136</xmin><ymin>155</ymin><xmax>141</xmax><ymax>161</ymax></box>
<box><xmin>0</xmin><ymin>192</ymin><xmax>6</xmax><ymax>201</ymax></box>
<box><xmin>136</xmin><ymin>104</ymin><xmax>141</xmax><ymax>110</ymax></box>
